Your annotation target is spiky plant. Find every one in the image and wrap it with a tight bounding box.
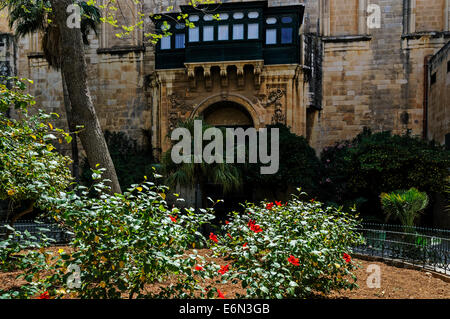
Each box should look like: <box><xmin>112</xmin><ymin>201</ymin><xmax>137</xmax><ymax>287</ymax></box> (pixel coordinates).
<box><xmin>162</xmin><ymin>118</ymin><xmax>243</xmax><ymax>209</ymax></box>
<box><xmin>380</xmin><ymin>187</ymin><xmax>429</xmax><ymax>229</ymax></box>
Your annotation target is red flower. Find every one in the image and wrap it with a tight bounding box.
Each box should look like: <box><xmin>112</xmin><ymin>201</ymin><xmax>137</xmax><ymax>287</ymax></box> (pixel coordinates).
<box><xmin>195</xmin><ymin>265</ymin><xmax>204</xmax><ymax>271</ymax></box>
<box><xmin>310</xmin><ymin>199</ymin><xmax>315</xmax><ymax>203</ymax></box>
<box><xmin>217</xmin><ymin>289</ymin><xmax>225</xmax><ymax>299</ymax></box>
<box><xmin>169</xmin><ymin>215</ymin><xmax>177</xmax><ymax>223</ymax></box>
<box><xmin>225</xmin><ymin>220</ymin><xmax>230</xmax><ymax>225</ymax></box>
<box><xmin>243</xmin><ymin>242</ymin><xmax>248</xmax><ymax>248</ymax></box>
<box><xmin>288</xmin><ymin>255</ymin><xmax>300</xmax><ymax>266</ymax></box>
<box><xmin>227</xmin><ymin>233</ymin><xmax>233</xmax><ymax>240</ymax></box>
<box><xmin>39</xmin><ymin>291</ymin><xmax>49</xmax><ymax>299</ymax></box>
<box><xmin>343</xmin><ymin>253</ymin><xmax>351</xmax><ymax>263</ymax></box>
<box><xmin>218</xmin><ymin>264</ymin><xmax>230</xmax><ymax>275</ymax></box>
<box><xmin>251</xmin><ymin>224</ymin><xmax>262</xmax><ymax>233</ymax></box>
<box><xmin>209</xmin><ymin>233</ymin><xmax>218</xmax><ymax>243</ymax></box>
<box><xmin>247</xmin><ymin>219</ymin><xmax>262</xmax><ymax>233</ymax></box>
<box><xmin>266</xmin><ymin>202</ymin><xmax>274</xmax><ymax>210</ymax></box>
<box><xmin>275</xmin><ymin>201</ymin><xmax>282</xmax><ymax>207</ymax></box>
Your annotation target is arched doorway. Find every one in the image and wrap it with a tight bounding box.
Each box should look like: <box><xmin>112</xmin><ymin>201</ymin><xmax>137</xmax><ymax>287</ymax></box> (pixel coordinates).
<box><xmin>202</xmin><ymin>101</ymin><xmax>254</xmax><ymax>128</ymax></box>
<box><xmin>198</xmin><ymin>101</ymin><xmax>255</xmax><ymax>222</ymax></box>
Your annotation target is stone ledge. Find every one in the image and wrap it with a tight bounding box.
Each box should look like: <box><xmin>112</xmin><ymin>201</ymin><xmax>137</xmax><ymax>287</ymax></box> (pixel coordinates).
<box><xmin>321</xmin><ymin>35</ymin><xmax>372</xmax><ymax>43</ymax></box>
<box><xmin>401</xmin><ymin>31</ymin><xmax>450</xmax><ymax>40</ymax></box>
<box><xmin>27</xmin><ymin>52</ymin><xmax>45</xmax><ymax>59</ymax></box>
<box><xmin>97</xmin><ymin>45</ymin><xmax>145</xmax><ymax>55</ymax></box>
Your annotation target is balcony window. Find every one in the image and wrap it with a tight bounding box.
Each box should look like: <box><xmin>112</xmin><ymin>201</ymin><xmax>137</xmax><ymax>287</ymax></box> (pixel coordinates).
<box><xmin>190</xmin><ymin>15</ymin><xmax>199</xmax><ymax>22</ymax></box>
<box><xmin>203</xmin><ymin>25</ymin><xmax>214</xmax><ymax>41</ymax></box>
<box><xmin>233</xmin><ymin>24</ymin><xmax>244</xmax><ymax>40</ymax></box>
<box><xmin>233</xmin><ymin>12</ymin><xmax>244</xmax><ymax>19</ymax></box>
<box><xmin>204</xmin><ymin>14</ymin><xmax>214</xmax><ymax>21</ymax></box>
<box><xmin>281</xmin><ymin>27</ymin><xmax>293</xmax><ymax>44</ymax></box>
<box><xmin>248</xmin><ymin>11</ymin><xmax>259</xmax><ymax>19</ymax></box>
<box><xmin>266</xmin><ymin>17</ymin><xmax>277</xmax><ymax>24</ymax></box>
<box><xmin>248</xmin><ymin>23</ymin><xmax>259</xmax><ymax>39</ymax></box>
<box><xmin>218</xmin><ymin>13</ymin><xmax>229</xmax><ymax>20</ymax></box>
<box><xmin>160</xmin><ymin>36</ymin><xmax>171</xmax><ymax>50</ymax></box>
<box><xmin>282</xmin><ymin>16</ymin><xmax>293</xmax><ymax>24</ymax></box>
<box><xmin>266</xmin><ymin>29</ymin><xmax>277</xmax><ymax>44</ymax></box>
<box><xmin>189</xmin><ymin>27</ymin><xmax>199</xmax><ymax>42</ymax></box>
<box><xmin>218</xmin><ymin>25</ymin><xmax>229</xmax><ymax>40</ymax></box>
<box><xmin>175</xmin><ymin>33</ymin><xmax>185</xmax><ymax>48</ymax></box>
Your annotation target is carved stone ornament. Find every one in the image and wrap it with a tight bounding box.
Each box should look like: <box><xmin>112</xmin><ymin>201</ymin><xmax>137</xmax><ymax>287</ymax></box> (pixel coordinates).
<box><xmin>254</xmin><ymin>89</ymin><xmax>285</xmax><ymax>109</ymax></box>
<box><xmin>167</xmin><ymin>93</ymin><xmax>192</xmax><ymax>131</ymax></box>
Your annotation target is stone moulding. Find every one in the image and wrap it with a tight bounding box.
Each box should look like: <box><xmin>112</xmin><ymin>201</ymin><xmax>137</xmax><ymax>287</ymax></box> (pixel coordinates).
<box><xmin>184</xmin><ymin>60</ymin><xmax>265</xmax><ymax>90</ymax></box>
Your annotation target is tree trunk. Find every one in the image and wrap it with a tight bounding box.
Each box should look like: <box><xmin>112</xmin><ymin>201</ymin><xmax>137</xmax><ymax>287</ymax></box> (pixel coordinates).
<box><xmin>61</xmin><ymin>72</ymin><xmax>79</xmax><ymax>184</ymax></box>
<box><xmin>49</xmin><ymin>0</ymin><xmax>121</xmax><ymax>194</ymax></box>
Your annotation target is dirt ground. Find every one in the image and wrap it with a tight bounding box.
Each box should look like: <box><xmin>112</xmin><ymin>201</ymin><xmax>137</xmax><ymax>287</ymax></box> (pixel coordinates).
<box><xmin>1</xmin><ymin>248</ymin><xmax>449</xmax><ymax>299</ymax></box>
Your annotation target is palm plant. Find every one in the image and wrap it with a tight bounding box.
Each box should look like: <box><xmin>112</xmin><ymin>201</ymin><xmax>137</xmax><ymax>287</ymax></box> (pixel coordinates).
<box><xmin>162</xmin><ymin>119</ymin><xmax>243</xmax><ymax>210</ymax></box>
<box><xmin>1</xmin><ymin>0</ymin><xmax>101</xmax><ymax>182</ymax></box>
<box><xmin>380</xmin><ymin>187</ymin><xmax>429</xmax><ymax>230</ymax></box>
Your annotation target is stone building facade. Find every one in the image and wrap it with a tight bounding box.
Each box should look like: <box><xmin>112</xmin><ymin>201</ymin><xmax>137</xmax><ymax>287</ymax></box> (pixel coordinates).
<box><xmin>0</xmin><ymin>0</ymin><xmax>448</xmax><ymax>157</ymax></box>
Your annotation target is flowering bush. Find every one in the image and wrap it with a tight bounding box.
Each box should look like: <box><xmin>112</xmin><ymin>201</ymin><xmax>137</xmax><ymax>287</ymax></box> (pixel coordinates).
<box><xmin>38</xmin><ymin>171</ymin><xmax>221</xmax><ymax>299</ymax></box>
<box><xmin>212</xmin><ymin>190</ymin><xmax>363</xmax><ymax>298</ymax></box>
<box><xmin>0</xmin><ymin>78</ymin><xmax>72</xmax><ymax>224</ymax></box>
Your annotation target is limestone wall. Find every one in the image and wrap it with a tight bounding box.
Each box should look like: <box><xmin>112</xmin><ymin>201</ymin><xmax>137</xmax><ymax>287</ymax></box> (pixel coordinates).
<box><xmin>427</xmin><ymin>42</ymin><xmax>449</xmax><ymax>145</ymax></box>
<box><xmin>309</xmin><ymin>0</ymin><xmax>449</xmax><ymax>151</ymax></box>
<box><xmin>1</xmin><ymin>0</ymin><xmax>449</xmax><ymax>155</ymax></box>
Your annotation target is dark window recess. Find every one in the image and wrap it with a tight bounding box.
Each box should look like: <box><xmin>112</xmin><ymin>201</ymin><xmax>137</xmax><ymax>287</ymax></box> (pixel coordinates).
<box><xmin>446</xmin><ymin>133</ymin><xmax>450</xmax><ymax>150</ymax></box>
<box><xmin>175</xmin><ymin>34</ymin><xmax>185</xmax><ymax>49</ymax></box>
<box><xmin>430</xmin><ymin>72</ymin><xmax>436</xmax><ymax>85</ymax></box>
<box><xmin>447</xmin><ymin>60</ymin><xmax>450</xmax><ymax>73</ymax></box>
<box><xmin>281</xmin><ymin>28</ymin><xmax>293</xmax><ymax>44</ymax></box>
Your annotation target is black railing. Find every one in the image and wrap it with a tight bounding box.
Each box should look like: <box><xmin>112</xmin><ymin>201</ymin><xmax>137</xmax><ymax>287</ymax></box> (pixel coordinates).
<box><xmin>353</xmin><ymin>223</ymin><xmax>450</xmax><ymax>275</ymax></box>
<box><xmin>0</xmin><ymin>220</ymin><xmax>72</xmax><ymax>245</ymax></box>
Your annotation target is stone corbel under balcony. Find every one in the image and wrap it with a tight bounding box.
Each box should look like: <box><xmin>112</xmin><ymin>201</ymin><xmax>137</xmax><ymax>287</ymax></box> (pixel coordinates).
<box><xmin>185</xmin><ymin>60</ymin><xmax>264</xmax><ymax>90</ymax></box>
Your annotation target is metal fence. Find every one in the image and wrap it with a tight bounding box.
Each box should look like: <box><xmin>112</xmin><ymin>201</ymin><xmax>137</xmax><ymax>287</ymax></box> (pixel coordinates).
<box><xmin>0</xmin><ymin>220</ymin><xmax>72</xmax><ymax>245</ymax></box>
<box><xmin>353</xmin><ymin>223</ymin><xmax>450</xmax><ymax>275</ymax></box>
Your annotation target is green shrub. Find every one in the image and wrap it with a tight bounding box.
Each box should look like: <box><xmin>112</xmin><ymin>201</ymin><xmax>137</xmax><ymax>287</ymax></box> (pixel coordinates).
<box><xmin>212</xmin><ymin>191</ymin><xmax>363</xmax><ymax>298</ymax></box>
<box><xmin>0</xmin><ymin>78</ymin><xmax>72</xmax><ymax>224</ymax></box>
<box><xmin>40</xmin><ymin>171</ymin><xmax>220</xmax><ymax>299</ymax></box>
<box><xmin>320</xmin><ymin>129</ymin><xmax>450</xmax><ymax>222</ymax></box>
<box><xmin>245</xmin><ymin>124</ymin><xmax>322</xmax><ymax>199</ymax></box>
<box><xmin>380</xmin><ymin>187</ymin><xmax>429</xmax><ymax>228</ymax></box>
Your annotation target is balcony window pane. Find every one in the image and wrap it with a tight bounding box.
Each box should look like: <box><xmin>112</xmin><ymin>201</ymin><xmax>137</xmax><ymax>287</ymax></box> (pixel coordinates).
<box><xmin>248</xmin><ymin>11</ymin><xmax>259</xmax><ymax>19</ymax></box>
<box><xmin>266</xmin><ymin>17</ymin><xmax>277</xmax><ymax>24</ymax></box>
<box><xmin>190</xmin><ymin>15</ymin><xmax>199</xmax><ymax>22</ymax></box>
<box><xmin>203</xmin><ymin>25</ymin><xmax>214</xmax><ymax>41</ymax></box>
<box><xmin>233</xmin><ymin>24</ymin><xmax>244</xmax><ymax>40</ymax></box>
<box><xmin>160</xmin><ymin>36</ymin><xmax>171</xmax><ymax>50</ymax></box>
<box><xmin>175</xmin><ymin>33</ymin><xmax>185</xmax><ymax>48</ymax></box>
<box><xmin>281</xmin><ymin>27</ymin><xmax>293</xmax><ymax>44</ymax></box>
<box><xmin>219</xmin><ymin>13</ymin><xmax>229</xmax><ymax>20</ymax></box>
<box><xmin>233</xmin><ymin>12</ymin><xmax>244</xmax><ymax>19</ymax></box>
<box><xmin>218</xmin><ymin>25</ymin><xmax>229</xmax><ymax>40</ymax></box>
<box><xmin>248</xmin><ymin>23</ymin><xmax>259</xmax><ymax>39</ymax></box>
<box><xmin>282</xmin><ymin>16</ymin><xmax>293</xmax><ymax>24</ymax></box>
<box><xmin>204</xmin><ymin>14</ymin><xmax>214</xmax><ymax>21</ymax></box>
<box><xmin>266</xmin><ymin>29</ymin><xmax>276</xmax><ymax>44</ymax></box>
<box><xmin>189</xmin><ymin>27</ymin><xmax>199</xmax><ymax>42</ymax></box>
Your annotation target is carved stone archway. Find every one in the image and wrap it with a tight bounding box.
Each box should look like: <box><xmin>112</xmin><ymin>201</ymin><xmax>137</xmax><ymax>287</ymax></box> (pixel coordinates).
<box><xmin>189</xmin><ymin>93</ymin><xmax>264</xmax><ymax>129</ymax></box>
